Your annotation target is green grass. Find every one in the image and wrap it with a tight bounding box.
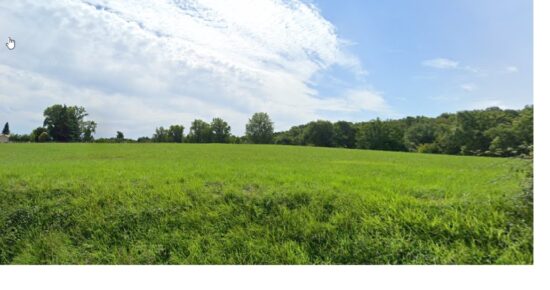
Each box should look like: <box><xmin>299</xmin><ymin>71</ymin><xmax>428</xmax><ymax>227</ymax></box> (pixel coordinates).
<box><xmin>0</xmin><ymin>144</ymin><xmax>532</xmax><ymax>264</ymax></box>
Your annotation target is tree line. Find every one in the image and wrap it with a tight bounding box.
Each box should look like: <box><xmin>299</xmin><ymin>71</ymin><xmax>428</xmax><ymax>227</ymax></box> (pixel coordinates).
<box><xmin>274</xmin><ymin>105</ymin><xmax>533</xmax><ymax>157</ymax></box>
<box><xmin>4</xmin><ymin>104</ymin><xmax>533</xmax><ymax>157</ymax></box>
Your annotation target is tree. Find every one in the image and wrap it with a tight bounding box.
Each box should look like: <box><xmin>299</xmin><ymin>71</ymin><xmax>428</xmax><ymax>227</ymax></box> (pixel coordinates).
<box><xmin>82</xmin><ymin>121</ymin><xmax>97</xmax><ymax>142</ymax></box>
<box><xmin>188</xmin><ymin>119</ymin><xmax>212</xmax><ymax>143</ymax></box>
<box><xmin>245</xmin><ymin>112</ymin><xmax>274</xmax><ymax>144</ymax></box>
<box><xmin>333</xmin><ymin>121</ymin><xmax>356</xmax><ymax>148</ymax></box>
<box><xmin>304</xmin><ymin>120</ymin><xmax>335</xmax><ymax>147</ymax></box>
<box><xmin>404</xmin><ymin>122</ymin><xmax>437</xmax><ymax>151</ymax></box>
<box><xmin>168</xmin><ymin>125</ymin><xmax>185</xmax><ymax>143</ymax></box>
<box><xmin>116</xmin><ymin>131</ymin><xmax>124</xmax><ymax>141</ymax></box>
<box><xmin>355</xmin><ymin>119</ymin><xmax>406</xmax><ymax>151</ymax></box>
<box><xmin>7</xmin><ymin>134</ymin><xmax>31</xmax><ymax>142</ymax></box>
<box><xmin>153</xmin><ymin>127</ymin><xmax>169</xmax><ymax>142</ymax></box>
<box><xmin>43</xmin><ymin>104</ymin><xmax>93</xmax><ymax>142</ymax></box>
<box><xmin>211</xmin><ymin>118</ymin><xmax>231</xmax><ymax>143</ymax></box>
<box><xmin>37</xmin><ymin>132</ymin><xmax>50</xmax><ymax>143</ymax></box>
<box><xmin>2</xmin><ymin>122</ymin><xmax>9</xmax><ymax>135</ymax></box>
<box><xmin>31</xmin><ymin>127</ymin><xmax>48</xmax><ymax>142</ymax></box>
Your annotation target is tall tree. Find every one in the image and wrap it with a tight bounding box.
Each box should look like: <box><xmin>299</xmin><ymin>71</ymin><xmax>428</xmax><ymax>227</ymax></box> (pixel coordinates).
<box><xmin>188</xmin><ymin>119</ymin><xmax>212</xmax><ymax>143</ymax></box>
<box><xmin>333</xmin><ymin>121</ymin><xmax>356</xmax><ymax>148</ymax></box>
<box><xmin>245</xmin><ymin>112</ymin><xmax>274</xmax><ymax>144</ymax></box>
<box><xmin>304</xmin><ymin>120</ymin><xmax>335</xmax><ymax>147</ymax></box>
<box><xmin>211</xmin><ymin>118</ymin><xmax>231</xmax><ymax>143</ymax></box>
<box><xmin>168</xmin><ymin>125</ymin><xmax>185</xmax><ymax>143</ymax></box>
<box><xmin>404</xmin><ymin>121</ymin><xmax>437</xmax><ymax>151</ymax></box>
<box><xmin>153</xmin><ymin>127</ymin><xmax>170</xmax><ymax>142</ymax></box>
<box><xmin>356</xmin><ymin>119</ymin><xmax>406</xmax><ymax>151</ymax></box>
<box><xmin>43</xmin><ymin>104</ymin><xmax>92</xmax><ymax>142</ymax></box>
<box><xmin>2</xmin><ymin>122</ymin><xmax>9</xmax><ymax>135</ymax></box>
<box><xmin>116</xmin><ymin>131</ymin><xmax>125</xmax><ymax>140</ymax></box>
<box><xmin>82</xmin><ymin>121</ymin><xmax>97</xmax><ymax>142</ymax></box>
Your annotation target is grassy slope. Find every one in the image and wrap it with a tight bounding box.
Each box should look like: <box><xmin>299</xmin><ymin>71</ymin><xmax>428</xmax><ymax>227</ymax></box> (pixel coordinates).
<box><xmin>0</xmin><ymin>144</ymin><xmax>532</xmax><ymax>264</ymax></box>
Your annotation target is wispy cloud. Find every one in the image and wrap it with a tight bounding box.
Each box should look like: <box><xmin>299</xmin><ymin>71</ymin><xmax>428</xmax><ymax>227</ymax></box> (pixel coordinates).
<box><xmin>318</xmin><ymin>89</ymin><xmax>391</xmax><ymax>114</ymax></box>
<box><xmin>0</xmin><ymin>0</ymin><xmax>386</xmax><ymax>137</ymax></box>
<box><xmin>505</xmin><ymin>66</ymin><xmax>519</xmax><ymax>73</ymax></box>
<box><xmin>422</xmin><ymin>58</ymin><xmax>483</xmax><ymax>75</ymax></box>
<box><xmin>422</xmin><ymin>58</ymin><xmax>459</xmax><ymax>69</ymax></box>
<box><xmin>460</xmin><ymin>83</ymin><xmax>477</xmax><ymax>92</ymax></box>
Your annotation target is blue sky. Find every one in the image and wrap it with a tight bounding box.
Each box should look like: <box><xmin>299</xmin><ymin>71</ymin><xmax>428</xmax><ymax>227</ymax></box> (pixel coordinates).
<box><xmin>313</xmin><ymin>0</ymin><xmax>532</xmax><ymax>118</ymax></box>
<box><xmin>0</xmin><ymin>0</ymin><xmax>532</xmax><ymax>137</ymax></box>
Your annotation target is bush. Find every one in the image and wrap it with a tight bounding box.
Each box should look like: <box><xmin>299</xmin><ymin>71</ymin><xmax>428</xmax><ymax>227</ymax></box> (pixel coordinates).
<box><xmin>417</xmin><ymin>143</ymin><xmax>440</xmax><ymax>154</ymax></box>
<box><xmin>37</xmin><ymin>132</ymin><xmax>50</xmax><ymax>143</ymax></box>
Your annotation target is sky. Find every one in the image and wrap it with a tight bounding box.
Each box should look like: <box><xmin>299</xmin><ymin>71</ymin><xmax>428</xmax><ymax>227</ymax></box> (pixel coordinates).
<box><xmin>0</xmin><ymin>0</ymin><xmax>532</xmax><ymax>138</ymax></box>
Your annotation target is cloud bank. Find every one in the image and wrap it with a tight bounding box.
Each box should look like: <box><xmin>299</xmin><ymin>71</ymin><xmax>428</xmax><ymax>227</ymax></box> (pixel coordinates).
<box><xmin>0</xmin><ymin>0</ymin><xmax>385</xmax><ymax>137</ymax></box>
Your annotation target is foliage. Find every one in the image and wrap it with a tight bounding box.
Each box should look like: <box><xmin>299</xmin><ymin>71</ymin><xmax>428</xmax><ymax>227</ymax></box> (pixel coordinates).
<box><xmin>404</xmin><ymin>121</ymin><xmax>437</xmax><ymax>150</ymax></box>
<box><xmin>333</xmin><ymin>121</ymin><xmax>356</xmax><ymax>148</ymax></box>
<box><xmin>245</xmin><ymin>112</ymin><xmax>274</xmax><ymax>144</ymax></box>
<box><xmin>188</xmin><ymin>120</ymin><xmax>212</xmax><ymax>143</ymax></box>
<box><xmin>81</xmin><ymin>121</ymin><xmax>97</xmax><ymax>142</ymax></box>
<box><xmin>37</xmin><ymin>132</ymin><xmax>50</xmax><ymax>143</ymax></box>
<box><xmin>7</xmin><ymin>134</ymin><xmax>31</xmax><ymax>142</ymax></box>
<box><xmin>168</xmin><ymin>125</ymin><xmax>185</xmax><ymax>143</ymax></box>
<box><xmin>2</xmin><ymin>122</ymin><xmax>9</xmax><ymax>135</ymax></box>
<box><xmin>303</xmin><ymin>120</ymin><xmax>335</xmax><ymax>147</ymax></box>
<box><xmin>30</xmin><ymin>127</ymin><xmax>48</xmax><ymax>143</ymax></box>
<box><xmin>355</xmin><ymin>119</ymin><xmax>406</xmax><ymax>151</ymax></box>
<box><xmin>42</xmin><ymin>104</ymin><xmax>95</xmax><ymax>142</ymax></box>
<box><xmin>0</xmin><ymin>144</ymin><xmax>533</xmax><ymax>264</ymax></box>
<box><xmin>211</xmin><ymin>118</ymin><xmax>231</xmax><ymax>143</ymax></box>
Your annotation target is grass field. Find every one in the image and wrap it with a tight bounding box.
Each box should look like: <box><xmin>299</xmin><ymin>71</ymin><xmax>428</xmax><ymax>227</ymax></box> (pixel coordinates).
<box><xmin>0</xmin><ymin>144</ymin><xmax>532</xmax><ymax>264</ymax></box>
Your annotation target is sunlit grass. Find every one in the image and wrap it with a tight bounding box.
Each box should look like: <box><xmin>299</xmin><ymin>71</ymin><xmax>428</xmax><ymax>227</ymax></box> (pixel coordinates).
<box><xmin>0</xmin><ymin>143</ymin><xmax>532</xmax><ymax>264</ymax></box>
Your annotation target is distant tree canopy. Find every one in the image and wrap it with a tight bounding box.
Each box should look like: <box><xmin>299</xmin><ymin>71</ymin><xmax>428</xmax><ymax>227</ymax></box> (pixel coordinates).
<box><xmin>304</xmin><ymin>120</ymin><xmax>335</xmax><ymax>147</ymax></box>
<box><xmin>31</xmin><ymin>127</ymin><xmax>49</xmax><ymax>142</ymax></box>
<box><xmin>246</xmin><ymin>112</ymin><xmax>274</xmax><ymax>144</ymax></box>
<box><xmin>273</xmin><ymin>106</ymin><xmax>533</xmax><ymax>157</ymax></box>
<box><xmin>188</xmin><ymin>119</ymin><xmax>212</xmax><ymax>143</ymax></box>
<box><xmin>211</xmin><ymin>118</ymin><xmax>231</xmax><ymax>143</ymax></box>
<box><xmin>152</xmin><ymin>125</ymin><xmax>185</xmax><ymax>143</ymax></box>
<box><xmin>7</xmin><ymin>104</ymin><xmax>533</xmax><ymax>158</ymax></box>
<box><xmin>333</xmin><ymin>121</ymin><xmax>356</xmax><ymax>148</ymax></box>
<box><xmin>43</xmin><ymin>104</ymin><xmax>96</xmax><ymax>142</ymax></box>
<box><xmin>2</xmin><ymin>122</ymin><xmax>9</xmax><ymax>135</ymax></box>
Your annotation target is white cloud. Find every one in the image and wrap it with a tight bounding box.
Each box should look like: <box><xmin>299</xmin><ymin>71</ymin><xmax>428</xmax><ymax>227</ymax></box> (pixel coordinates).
<box><xmin>318</xmin><ymin>89</ymin><xmax>391</xmax><ymax>114</ymax></box>
<box><xmin>460</xmin><ymin>83</ymin><xmax>477</xmax><ymax>92</ymax></box>
<box><xmin>422</xmin><ymin>58</ymin><xmax>459</xmax><ymax>69</ymax></box>
<box><xmin>505</xmin><ymin>66</ymin><xmax>519</xmax><ymax>73</ymax></box>
<box><xmin>0</xmin><ymin>0</ymin><xmax>383</xmax><ymax>137</ymax></box>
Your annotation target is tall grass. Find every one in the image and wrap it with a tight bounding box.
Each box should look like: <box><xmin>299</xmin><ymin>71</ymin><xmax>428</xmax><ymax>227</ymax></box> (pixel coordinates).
<box><xmin>0</xmin><ymin>144</ymin><xmax>532</xmax><ymax>264</ymax></box>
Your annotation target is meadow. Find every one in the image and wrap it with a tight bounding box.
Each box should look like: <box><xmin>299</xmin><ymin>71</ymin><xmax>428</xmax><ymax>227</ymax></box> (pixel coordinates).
<box><xmin>0</xmin><ymin>144</ymin><xmax>532</xmax><ymax>264</ymax></box>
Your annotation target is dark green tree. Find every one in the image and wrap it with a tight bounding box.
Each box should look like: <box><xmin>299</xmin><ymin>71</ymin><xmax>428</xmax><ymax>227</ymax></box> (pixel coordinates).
<box><xmin>116</xmin><ymin>131</ymin><xmax>124</xmax><ymax>140</ymax></box>
<box><xmin>82</xmin><ymin>121</ymin><xmax>97</xmax><ymax>142</ymax></box>
<box><xmin>333</xmin><ymin>121</ymin><xmax>356</xmax><ymax>148</ymax></box>
<box><xmin>168</xmin><ymin>125</ymin><xmax>185</xmax><ymax>143</ymax></box>
<box><xmin>304</xmin><ymin>120</ymin><xmax>335</xmax><ymax>147</ymax></box>
<box><xmin>188</xmin><ymin>119</ymin><xmax>212</xmax><ymax>143</ymax></box>
<box><xmin>2</xmin><ymin>122</ymin><xmax>9</xmax><ymax>135</ymax></box>
<box><xmin>43</xmin><ymin>104</ymin><xmax>92</xmax><ymax>142</ymax></box>
<box><xmin>153</xmin><ymin>127</ymin><xmax>169</xmax><ymax>142</ymax></box>
<box><xmin>404</xmin><ymin>122</ymin><xmax>437</xmax><ymax>151</ymax></box>
<box><xmin>245</xmin><ymin>112</ymin><xmax>274</xmax><ymax>144</ymax></box>
<box><xmin>356</xmin><ymin>119</ymin><xmax>406</xmax><ymax>151</ymax></box>
<box><xmin>30</xmin><ymin>127</ymin><xmax>48</xmax><ymax>142</ymax></box>
<box><xmin>211</xmin><ymin>118</ymin><xmax>231</xmax><ymax>143</ymax></box>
